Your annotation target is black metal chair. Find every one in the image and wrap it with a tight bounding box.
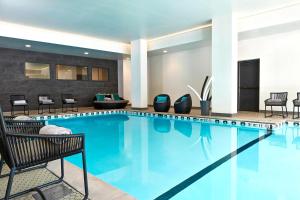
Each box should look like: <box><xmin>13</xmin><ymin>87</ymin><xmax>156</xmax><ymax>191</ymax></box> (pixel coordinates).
<box><xmin>264</xmin><ymin>92</ymin><xmax>288</xmax><ymax>118</ymax></box>
<box><xmin>0</xmin><ymin>116</ymin><xmax>46</xmax><ymax>177</ymax></box>
<box><xmin>38</xmin><ymin>94</ymin><xmax>55</xmax><ymax>114</ymax></box>
<box><xmin>153</xmin><ymin>94</ymin><xmax>171</xmax><ymax>112</ymax></box>
<box><xmin>293</xmin><ymin>92</ymin><xmax>300</xmax><ymax>119</ymax></box>
<box><xmin>61</xmin><ymin>94</ymin><xmax>78</xmax><ymax>113</ymax></box>
<box><xmin>174</xmin><ymin>94</ymin><xmax>192</xmax><ymax>114</ymax></box>
<box><xmin>10</xmin><ymin>95</ymin><xmax>29</xmax><ymax>116</ymax></box>
<box><xmin>0</xmin><ymin>106</ymin><xmax>89</xmax><ymax>200</ymax></box>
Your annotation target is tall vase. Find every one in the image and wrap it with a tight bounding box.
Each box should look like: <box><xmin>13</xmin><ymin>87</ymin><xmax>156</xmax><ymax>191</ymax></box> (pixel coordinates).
<box><xmin>200</xmin><ymin>100</ymin><xmax>210</xmax><ymax>116</ymax></box>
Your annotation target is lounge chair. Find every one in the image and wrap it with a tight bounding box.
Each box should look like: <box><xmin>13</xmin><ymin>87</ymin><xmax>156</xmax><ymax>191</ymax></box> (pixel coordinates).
<box><xmin>0</xmin><ymin>106</ymin><xmax>89</xmax><ymax>199</ymax></box>
<box><xmin>264</xmin><ymin>92</ymin><xmax>288</xmax><ymax>118</ymax></box>
<box><xmin>293</xmin><ymin>92</ymin><xmax>300</xmax><ymax>119</ymax></box>
<box><xmin>61</xmin><ymin>94</ymin><xmax>78</xmax><ymax>112</ymax></box>
<box><xmin>174</xmin><ymin>94</ymin><xmax>192</xmax><ymax>114</ymax></box>
<box><xmin>38</xmin><ymin>94</ymin><xmax>55</xmax><ymax>114</ymax></box>
<box><xmin>93</xmin><ymin>93</ymin><xmax>128</xmax><ymax>109</ymax></box>
<box><xmin>10</xmin><ymin>95</ymin><xmax>29</xmax><ymax>116</ymax></box>
<box><xmin>153</xmin><ymin>94</ymin><xmax>171</xmax><ymax>112</ymax></box>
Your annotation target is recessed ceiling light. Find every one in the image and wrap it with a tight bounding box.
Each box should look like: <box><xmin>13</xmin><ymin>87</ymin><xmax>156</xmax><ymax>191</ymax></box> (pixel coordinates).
<box><xmin>25</xmin><ymin>44</ymin><xmax>31</xmax><ymax>48</ymax></box>
<box><xmin>84</xmin><ymin>52</ymin><xmax>89</xmax><ymax>55</ymax></box>
<box><xmin>163</xmin><ymin>50</ymin><xmax>168</xmax><ymax>53</ymax></box>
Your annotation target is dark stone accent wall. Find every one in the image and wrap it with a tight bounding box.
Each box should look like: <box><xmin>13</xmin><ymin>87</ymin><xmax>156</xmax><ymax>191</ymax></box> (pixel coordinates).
<box><xmin>0</xmin><ymin>47</ymin><xmax>118</xmax><ymax>112</ymax></box>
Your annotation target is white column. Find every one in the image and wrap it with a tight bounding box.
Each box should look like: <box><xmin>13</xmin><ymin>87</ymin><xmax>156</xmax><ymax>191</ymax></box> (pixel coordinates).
<box><xmin>130</xmin><ymin>39</ymin><xmax>148</xmax><ymax>108</ymax></box>
<box><xmin>117</xmin><ymin>59</ymin><xmax>124</xmax><ymax>97</ymax></box>
<box><xmin>211</xmin><ymin>0</ymin><xmax>238</xmax><ymax>115</ymax></box>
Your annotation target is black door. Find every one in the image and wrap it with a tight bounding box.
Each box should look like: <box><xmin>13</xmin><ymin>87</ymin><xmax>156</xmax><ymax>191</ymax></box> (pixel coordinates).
<box><xmin>238</xmin><ymin>59</ymin><xmax>260</xmax><ymax>112</ymax></box>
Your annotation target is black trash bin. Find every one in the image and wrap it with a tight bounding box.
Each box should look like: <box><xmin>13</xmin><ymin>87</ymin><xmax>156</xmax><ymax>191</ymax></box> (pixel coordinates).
<box><xmin>200</xmin><ymin>100</ymin><xmax>210</xmax><ymax>116</ymax></box>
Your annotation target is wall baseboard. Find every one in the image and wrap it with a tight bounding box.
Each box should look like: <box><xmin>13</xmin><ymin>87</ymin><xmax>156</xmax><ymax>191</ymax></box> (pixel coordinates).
<box><xmin>211</xmin><ymin>112</ymin><xmax>237</xmax><ymax>117</ymax></box>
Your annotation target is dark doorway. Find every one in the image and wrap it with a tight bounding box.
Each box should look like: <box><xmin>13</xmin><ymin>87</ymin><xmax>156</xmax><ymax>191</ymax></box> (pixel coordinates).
<box><xmin>238</xmin><ymin>59</ymin><xmax>260</xmax><ymax>112</ymax></box>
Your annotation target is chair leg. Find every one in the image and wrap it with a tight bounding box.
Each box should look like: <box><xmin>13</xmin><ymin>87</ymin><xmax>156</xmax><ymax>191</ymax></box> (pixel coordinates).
<box><xmin>62</xmin><ymin>104</ymin><xmax>66</xmax><ymax>113</ymax></box>
<box><xmin>281</xmin><ymin>106</ymin><xmax>284</xmax><ymax>118</ymax></box>
<box><xmin>271</xmin><ymin>106</ymin><xmax>273</xmax><ymax>116</ymax></box>
<box><xmin>38</xmin><ymin>105</ymin><xmax>43</xmax><ymax>114</ymax></box>
<box><xmin>82</xmin><ymin>151</ymin><xmax>89</xmax><ymax>200</ymax></box>
<box><xmin>5</xmin><ymin>167</ymin><xmax>16</xmax><ymax>200</ymax></box>
<box><xmin>298</xmin><ymin>106</ymin><xmax>299</xmax><ymax>119</ymax></box>
<box><xmin>0</xmin><ymin>159</ymin><xmax>3</xmax><ymax>175</ymax></box>
<box><xmin>285</xmin><ymin>106</ymin><xmax>288</xmax><ymax>117</ymax></box>
<box><xmin>293</xmin><ymin>106</ymin><xmax>295</xmax><ymax>119</ymax></box>
<box><xmin>26</xmin><ymin>105</ymin><xmax>29</xmax><ymax>115</ymax></box>
<box><xmin>265</xmin><ymin>105</ymin><xmax>267</xmax><ymax>117</ymax></box>
<box><xmin>11</xmin><ymin>106</ymin><xmax>14</xmax><ymax>116</ymax></box>
<box><xmin>59</xmin><ymin>158</ymin><xmax>64</xmax><ymax>181</ymax></box>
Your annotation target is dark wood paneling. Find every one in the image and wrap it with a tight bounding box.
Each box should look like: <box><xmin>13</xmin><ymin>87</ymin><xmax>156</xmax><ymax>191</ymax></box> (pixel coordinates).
<box><xmin>0</xmin><ymin>48</ymin><xmax>118</xmax><ymax>111</ymax></box>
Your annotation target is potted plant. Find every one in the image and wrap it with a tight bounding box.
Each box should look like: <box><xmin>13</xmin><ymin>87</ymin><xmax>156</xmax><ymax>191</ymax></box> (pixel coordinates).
<box><xmin>187</xmin><ymin>76</ymin><xmax>212</xmax><ymax>116</ymax></box>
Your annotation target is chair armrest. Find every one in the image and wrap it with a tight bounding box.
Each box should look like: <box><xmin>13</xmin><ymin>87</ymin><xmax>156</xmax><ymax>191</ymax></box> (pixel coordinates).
<box><xmin>6</xmin><ymin>133</ymin><xmax>84</xmax><ymax>168</ymax></box>
<box><xmin>264</xmin><ymin>98</ymin><xmax>271</xmax><ymax>103</ymax></box>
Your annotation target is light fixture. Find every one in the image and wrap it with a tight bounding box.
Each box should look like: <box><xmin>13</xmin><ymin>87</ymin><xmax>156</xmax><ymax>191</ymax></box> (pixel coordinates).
<box><xmin>163</xmin><ymin>50</ymin><xmax>168</xmax><ymax>53</ymax></box>
<box><xmin>84</xmin><ymin>52</ymin><xmax>89</xmax><ymax>55</ymax></box>
<box><xmin>25</xmin><ymin>44</ymin><xmax>31</xmax><ymax>48</ymax></box>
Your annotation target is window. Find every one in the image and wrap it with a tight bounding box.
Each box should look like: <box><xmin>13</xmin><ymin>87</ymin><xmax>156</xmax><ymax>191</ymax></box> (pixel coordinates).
<box><xmin>56</xmin><ymin>65</ymin><xmax>88</xmax><ymax>80</ymax></box>
<box><xmin>92</xmin><ymin>67</ymin><xmax>109</xmax><ymax>81</ymax></box>
<box><xmin>25</xmin><ymin>62</ymin><xmax>50</xmax><ymax>79</ymax></box>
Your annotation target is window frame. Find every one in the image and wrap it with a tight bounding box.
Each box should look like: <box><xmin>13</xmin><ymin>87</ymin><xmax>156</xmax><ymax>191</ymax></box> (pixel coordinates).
<box><xmin>24</xmin><ymin>62</ymin><xmax>51</xmax><ymax>80</ymax></box>
<box><xmin>91</xmin><ymin>66</ymin><xmax>109</xmax><ymax>82</ymax></box>
<box><xmin>55</xmin><ymin>64</ymin><xmax>89</xmax><ymax>81</ymax></box>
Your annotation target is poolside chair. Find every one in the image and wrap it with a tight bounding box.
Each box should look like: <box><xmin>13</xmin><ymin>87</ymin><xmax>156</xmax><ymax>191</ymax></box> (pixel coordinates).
<box><xmin>174</xmin><ymin>94</ymin><xmax>192</xmax><ymax>114</ymax></box>
<box><xmin>0</xmin><ymin>116</ymin><xmax>46</xmax><ymax>177</ymax></box>
<box><xmin>38</xmin><ymin>94</ymin><xmax>55</xmax><ymax>114</ymax></box>
<box><xmin>293</xmin><ymin>92</ymin><xmax>300</xmax><ymax>119</ymax></box>
<box><xmin>10</xmin><ymin>95</ymin><xmax>29</xmax><ymax>116</ymax></box>
<box><xmin>61</xmin><ymin>94</ymin><xmax>78</xmax><ymax>112</ymax></box>
<box><xmin>264</xmin><ymin>92</ymin><xmax>288</xmax><ymax>118</ymax></box>
<box><xmin>153</xmin><ymin>94</ymin><xmax>171</xmax><ymax>112</ymax></box>
<box><xmin>0</xmin><ymin>106</ymin><xmax>89</xmax><ymax>200</ymax></box>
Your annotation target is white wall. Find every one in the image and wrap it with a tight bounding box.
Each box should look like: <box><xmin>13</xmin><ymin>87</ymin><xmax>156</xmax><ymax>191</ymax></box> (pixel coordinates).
<box><xmin>121</xmin><ymin>25</ymin><xmax>300</xmax><ymax>112</ymax></box>
<box><xmin>238</xmin><ymin>29</ymin><xmax>300</xmax><ymax>111</ymax></box>
<box><xmin>148</xmin><ymin>45</ymin><xmax>212</xmax><ymax>107</ymax></box>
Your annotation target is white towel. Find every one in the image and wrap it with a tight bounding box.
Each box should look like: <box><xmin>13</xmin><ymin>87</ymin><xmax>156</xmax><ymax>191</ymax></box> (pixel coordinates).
<box><xmin>39</xmin><ymin>125</ymin><xmax>72</xmax><ymax>135</ymax></box>
<box><xmin>65</xmin><ymin>99</ymin><xmax>75</xmax><ymax>103</ymax></box>
<box><xmin>14</xmin><ymin>100</ymin><xmax>27</xmax><ymax>105</ymax></box>
<box><xmin>14</xmin><ymin>116</ymin><xmax>32</xmax><ymax>120</ymax></box>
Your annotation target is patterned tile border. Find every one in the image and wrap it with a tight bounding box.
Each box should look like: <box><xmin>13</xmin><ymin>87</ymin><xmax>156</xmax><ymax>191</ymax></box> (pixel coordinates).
<box><xmin>31</xmin><ymin>109</ymin><xmax>283</xmax><ymax>130</ymax></box>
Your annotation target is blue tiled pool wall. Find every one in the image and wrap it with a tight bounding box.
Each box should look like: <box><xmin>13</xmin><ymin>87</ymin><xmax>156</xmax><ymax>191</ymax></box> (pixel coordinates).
<box><xmin>33</xmin><ymin>109</ymin><xmax>283</xmax><ymax>129</ymax></box>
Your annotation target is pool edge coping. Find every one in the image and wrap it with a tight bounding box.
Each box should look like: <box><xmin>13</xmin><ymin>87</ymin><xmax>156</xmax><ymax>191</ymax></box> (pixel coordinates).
<box><xmin>33</xmin><ymin>109</ymin><xmax>283</xmax><ymax>130</ymax></box>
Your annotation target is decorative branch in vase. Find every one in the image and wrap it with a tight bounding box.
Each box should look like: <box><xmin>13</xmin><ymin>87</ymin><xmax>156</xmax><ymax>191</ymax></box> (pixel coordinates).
<box><xmin>187</xmin><ymin>76</ymin><xmax>212</xmax><ymax>115</ymax></box>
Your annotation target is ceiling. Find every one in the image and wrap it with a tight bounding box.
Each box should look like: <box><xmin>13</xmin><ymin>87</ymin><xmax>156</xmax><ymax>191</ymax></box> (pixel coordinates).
<box><xmin>0</xmin><ymin>0</ymin><xmax>299</xmax><ymax>43</ymax></box>
<box><xmin>0</xmin><ymin>36</ymin><xmax>124</xmax><ymax>60</ymax></box>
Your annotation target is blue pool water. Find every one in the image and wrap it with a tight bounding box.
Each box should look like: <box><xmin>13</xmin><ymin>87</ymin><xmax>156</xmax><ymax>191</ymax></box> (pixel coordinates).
<box><xmin>48</xmin><ymin>114</ymin><xmax>268</xmax><ymax>199</ymax></box>
<box><xmin>172</xmin><ymin>126</ymin><xmax>300</xmax><ymax>200</ymax></box>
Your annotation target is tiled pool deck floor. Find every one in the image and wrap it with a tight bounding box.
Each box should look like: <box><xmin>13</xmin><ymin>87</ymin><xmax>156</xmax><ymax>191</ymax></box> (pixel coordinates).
<box><xmin>1</xmin><ymin>106</ymin><xmax>298</xmax><ymax>200</ymax></box>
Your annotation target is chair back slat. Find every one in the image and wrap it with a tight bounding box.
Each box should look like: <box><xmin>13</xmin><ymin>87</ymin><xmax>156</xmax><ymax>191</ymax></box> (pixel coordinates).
<box><xmin>270</xmin><ymin>92</ymin><xmax>287</xmax><ymax>101</ymax></box>
<box><xmin>297</xmin><ymin>92</ymin><xmax>300</xmax><ymax>100</ymax></box>
<box><xmin>0</xmin><ymin>106</ymin><xmax>14</xmax><ymax>168</ymax></box>
<box><xmin>10</xmin><ymin>95</ymin><xmax>26</xmax><ymax>101</ymax></box>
